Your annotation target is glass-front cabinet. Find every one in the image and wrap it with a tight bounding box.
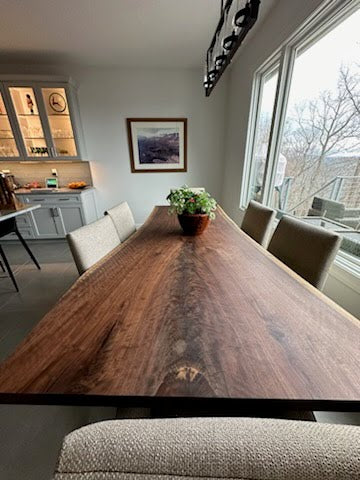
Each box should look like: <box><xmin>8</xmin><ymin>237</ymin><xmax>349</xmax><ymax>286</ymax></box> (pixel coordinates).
<box><xmin>0</xmin><ymin>90</ymin><xmax>19</xmax><ymax>158</ymax></box>
<box><xmin>0</xmin><ymin>78</ymin><xmax>85</xmax><ymax>160</ymax></box>
<box><xmin>10</xmin><ymin>86</ymin><xmax>49</xmax><ymax>158</ymax></box>
<box><xmin>42</xmin><ymin>87</ymin><xmax>78</xmax><ymax>157</ymax></box>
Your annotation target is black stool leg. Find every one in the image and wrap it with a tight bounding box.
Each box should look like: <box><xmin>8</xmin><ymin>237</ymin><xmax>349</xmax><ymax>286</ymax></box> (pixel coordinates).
<box><xmin>15</xmin><ymin>229</ymin><xmax>41</xmax><ymax>270</ymax></box>
<box><xmin>0</xmin><ymin>245</ymin><xmax>19</xmax><ymax>292</ymax></box>
<box><xmin>0</xmin><ymin>260</ymin><xmax>5</xmax><ymax>272</ymax></box>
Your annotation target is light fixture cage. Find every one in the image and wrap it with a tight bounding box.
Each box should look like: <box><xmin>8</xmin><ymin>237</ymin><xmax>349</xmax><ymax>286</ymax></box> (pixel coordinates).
<box><xmin>204</xmin><ymin>0</ymin><xmax>260</xmax><ymax>96</ymax></box>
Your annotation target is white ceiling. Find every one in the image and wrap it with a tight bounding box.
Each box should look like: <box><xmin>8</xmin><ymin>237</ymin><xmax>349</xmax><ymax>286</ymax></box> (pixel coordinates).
<box><xmin>0</xmin><ymin>0</ymin><xmax>274</xmax><ymax>68</ymax></box>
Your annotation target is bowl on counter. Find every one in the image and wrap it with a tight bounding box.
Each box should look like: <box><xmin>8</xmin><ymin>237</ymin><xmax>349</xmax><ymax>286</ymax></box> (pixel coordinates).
<box><xmin>68</xmin><ymin>182</ymin><xmax>87</xmax><ymax>190</ymax></box>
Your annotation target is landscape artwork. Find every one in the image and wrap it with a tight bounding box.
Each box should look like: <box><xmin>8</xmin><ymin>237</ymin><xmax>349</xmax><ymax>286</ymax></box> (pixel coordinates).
<box><xmin>127</xmin><ymin>118</ymin><xmax>187</xmax><ymax>172</ymax></box>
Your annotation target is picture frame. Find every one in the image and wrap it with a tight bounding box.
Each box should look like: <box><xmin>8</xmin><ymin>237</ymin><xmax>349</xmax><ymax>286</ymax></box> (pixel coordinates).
<box><xmin>127</xmin><ymin>118</ymin><xmax>187</xmax><ymax>173</ymax></box>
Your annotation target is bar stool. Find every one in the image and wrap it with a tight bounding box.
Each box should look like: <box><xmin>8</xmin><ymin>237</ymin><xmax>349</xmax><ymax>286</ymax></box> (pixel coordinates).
<box><xmin>0</xmin><ymin>217</ymin><xmax>41</xmax><ymax>292</ymax></box>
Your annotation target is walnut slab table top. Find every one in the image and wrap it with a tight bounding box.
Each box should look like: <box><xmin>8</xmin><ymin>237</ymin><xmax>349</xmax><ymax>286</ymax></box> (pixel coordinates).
<box><xmin>0</xmin><ymin>206</ymin><xmax>359</xmax><ymax>411</ymax></box>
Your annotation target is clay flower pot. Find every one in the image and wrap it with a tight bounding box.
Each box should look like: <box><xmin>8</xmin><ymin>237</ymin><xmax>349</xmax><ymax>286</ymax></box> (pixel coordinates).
<box><xmin>177</xmin><ymin>213</ymin><xmax>210</xmax><ymax>236</ymax></box>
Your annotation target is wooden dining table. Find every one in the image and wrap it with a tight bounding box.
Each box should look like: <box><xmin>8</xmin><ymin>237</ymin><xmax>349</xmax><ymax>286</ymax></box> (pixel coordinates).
<box><xmin>0</xmin><ymin>206</ymin><xmax>359</xmax><ymax>413</ymax></box>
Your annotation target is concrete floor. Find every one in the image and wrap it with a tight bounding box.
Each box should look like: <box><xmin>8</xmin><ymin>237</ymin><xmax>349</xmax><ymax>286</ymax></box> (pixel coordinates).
<box><xmin>0</xmin><ymin>240</ymin><xmax>358</xmax><ymax>479</ymax></box>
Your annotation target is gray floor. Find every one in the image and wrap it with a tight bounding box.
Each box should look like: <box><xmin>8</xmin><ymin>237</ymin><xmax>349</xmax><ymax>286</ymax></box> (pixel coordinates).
<box><xmin>0</xmin><ymin>240</ymin><xmax>358</xmax><ymax>479</ymax></box>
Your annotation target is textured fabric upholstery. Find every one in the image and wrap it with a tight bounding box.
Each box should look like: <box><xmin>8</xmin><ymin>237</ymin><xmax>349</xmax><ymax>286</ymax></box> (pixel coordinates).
<box><xmin>53</xmin><ymin>417</ymin><xmax>360</xmax><ymax>480</ymax></box>
<box><xmin>268</xmin><ymin>215</ymin><xmax>341</xmax><ymax>290</ymax></box>
<box><xmin>241</xmin><ymin>200</ymin><xmax>276</xmax><ymax>247</ymax></box>
<box><xmin>105</xmin><ymin>202</ymin><xmax>136</xmax><ymax>242</ymax></box>
<box><xmin>67</xmin><ymin>216</ymin><xmax>120</xmax><ymax>275</ymax></box>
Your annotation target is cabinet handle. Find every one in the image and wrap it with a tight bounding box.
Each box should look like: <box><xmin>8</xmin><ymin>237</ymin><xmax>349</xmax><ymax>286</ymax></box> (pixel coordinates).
<box><xmin>58</xmin><ymin>198</ymin><xmax>70</xmax><ymax>201</ymax></box>
<box><xmin>33</xmin><ymin>198</ymin><xmax>45</xmax><ymax>202</ymax></box>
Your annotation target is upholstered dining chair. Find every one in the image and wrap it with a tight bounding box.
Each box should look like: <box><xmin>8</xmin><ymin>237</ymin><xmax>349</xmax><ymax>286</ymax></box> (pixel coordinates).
<box><xmin>53</xmin><ymin>417</ymin><xmax>360</xmax><ymax>480</ymax></box>
<box><xmin>66</xmin><ymin>216</ymin><xmax>120</xmax><ymax>275</ymax></box>
<box><xmin>105</xmin><ymin>201</ymin><xmax>136</xmax><ymax>243</ymax></box>
<box><xmin>268</xmin><ymin>215</ymin><xmax>341</xmax><ymax>290</ymax></box>
<box><xmin>241</xmin><ymin>200</ymin><xmax>276</xmax><ymax>247</ymax></box>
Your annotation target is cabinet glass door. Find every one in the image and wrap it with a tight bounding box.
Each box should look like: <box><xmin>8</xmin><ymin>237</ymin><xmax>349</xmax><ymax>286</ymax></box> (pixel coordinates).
<box><xmin>9</xmin><ymin>87</ymin><xmax>49</xmax><ymax>157</ymax></box>
<box><xmin>0</xmin><ymin>92</ymin><xmax>19</xmax><ymax>158</ymax></box>
<box><xmin>41</xmin><ymin>87</ymin><xmax>77</xmax><ymax>157</ymax></box>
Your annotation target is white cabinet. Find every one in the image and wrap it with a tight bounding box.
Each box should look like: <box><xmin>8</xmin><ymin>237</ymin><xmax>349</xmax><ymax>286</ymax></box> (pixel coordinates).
<box><xmin>0</xmin><ymin>77</ymin><xmax>86</xmax><ymax>161</ymax></box>
<box><xmin>15</xmin><ymin>188</ymin><xmax>97</xmax><ymax>239</ymax></box>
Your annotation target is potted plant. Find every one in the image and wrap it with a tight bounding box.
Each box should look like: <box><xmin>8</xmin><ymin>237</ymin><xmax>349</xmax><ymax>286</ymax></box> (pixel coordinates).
<box><xmin>167</xmin><ymin>186</ymin><xmax>217</xmax><ymax>235</ymax></box>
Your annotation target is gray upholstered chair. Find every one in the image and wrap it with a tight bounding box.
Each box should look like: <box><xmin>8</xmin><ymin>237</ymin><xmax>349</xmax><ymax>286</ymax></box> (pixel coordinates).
<box><xmin>268</xmin><ymin>215</ymin><xmax>341</xmax><ymax>290</ymax></box>
<box><xmin>105</xmin><ymin>201</ymin><xmax>136</xmax><ymax>242</ymax></box>
<box><xmin>66</xmin><ymin>216</ymin><xmax>120</xmax><ymax>275</ymax></box>
<box><xmin>53</xmin><ymin>417</ymin><xmax>360</xmax><ymax>479</ymax></box>
<box><xmin>241</xmin><ymin>200</ymin><xmax>276</xmax><ymax>247</ymax></box>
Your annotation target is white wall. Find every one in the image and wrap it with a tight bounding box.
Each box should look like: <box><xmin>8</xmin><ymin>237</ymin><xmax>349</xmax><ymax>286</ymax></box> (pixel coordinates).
<box><xmin>78</xmin><ymin>67</ymin><xmax>227</xmax><ymax>222</ymax></box>
<box><xmin>0</xmin><ymin>64</ymin><xmax>228</xmax><ymax>224</ymax></box>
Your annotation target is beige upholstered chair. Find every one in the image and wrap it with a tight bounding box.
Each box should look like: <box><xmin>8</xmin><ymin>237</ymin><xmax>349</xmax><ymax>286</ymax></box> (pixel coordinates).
<box><xmin>105</xmin><ymin>201</ymin><xmax>136</xmax><ymax>242</ymax></box>
<box><xmin>241</xmin><ymin>200</ymin><xmax>276</xmax><ymax>247</ymax></box>
<box><xmin>268</xmin><ymin>215</ymin><xmax>341</xmax><ymax>290</ymax></box>
<box><xmin>66</xmin><ymin>216</ymin><xmax>120</xmax><ymax>275</ymax></box>
<box><xmin>53</xmin><ymin>417</ymin><xmax>360</xmax><ymax>479</ymax></box>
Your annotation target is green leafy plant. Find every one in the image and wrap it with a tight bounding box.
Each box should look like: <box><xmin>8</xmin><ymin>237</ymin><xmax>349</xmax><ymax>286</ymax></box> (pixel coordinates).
<box><xmin>167</xmin><ymin>186</ymin><xmax>217</xmax><ymax>220</ymax></box>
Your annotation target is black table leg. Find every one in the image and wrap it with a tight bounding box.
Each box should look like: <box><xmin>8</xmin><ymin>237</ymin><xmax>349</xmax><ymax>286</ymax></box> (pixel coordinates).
<box><xmin>15</xmin><ymin>229</ymin><xmax>41</xmax><ymax>270</ymax></box>
<box><xmin>0</xmin><ymin>245</ymin><xmax>19</xmax><ymax>292</ymax></box>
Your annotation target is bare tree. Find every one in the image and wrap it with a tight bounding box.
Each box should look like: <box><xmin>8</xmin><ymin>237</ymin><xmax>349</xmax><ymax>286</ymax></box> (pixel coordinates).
<box><xmin>281</xmin><ymin>64</ymin><xmax>360</xmax><ymax>214</ymax></box>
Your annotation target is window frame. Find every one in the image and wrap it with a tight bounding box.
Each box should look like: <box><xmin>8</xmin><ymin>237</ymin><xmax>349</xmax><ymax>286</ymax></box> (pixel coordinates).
<box><xmin>241</xmin><ymin>0</ymin><xmax>360</xmax><ymax>273</ymax></box>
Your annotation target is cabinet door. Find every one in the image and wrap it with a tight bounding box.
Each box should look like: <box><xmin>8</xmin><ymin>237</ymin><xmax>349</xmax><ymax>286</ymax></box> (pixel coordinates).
<box><xmin>41</xmin><ymin>87</ymin><xmax>79</xmax><ymax>158</ymax></box>
<box><xmin>58</xmin><ymin>205</ymin><xmax>84</xmax><ymax>234</ymax></box>
<box><xmin>31</xmin><ymin>206</ymin><xmax>64</xmax><ymax>238</ymax></box>
<box><xmin>9</xmin><ymin>86</ymin><xmax>51</xmax><ymax>159</ymax></box>
<box><xmin>0</xmin><ymin>89</ymin><xmax>21</xmax><ymax>159</ymax></box>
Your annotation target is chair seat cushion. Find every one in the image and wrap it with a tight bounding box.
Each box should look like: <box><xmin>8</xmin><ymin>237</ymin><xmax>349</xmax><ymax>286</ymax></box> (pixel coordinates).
<box><xmin>54</xmin><ymin>417</ymin><xmax>360</xmax><ymax>479</ymax></box>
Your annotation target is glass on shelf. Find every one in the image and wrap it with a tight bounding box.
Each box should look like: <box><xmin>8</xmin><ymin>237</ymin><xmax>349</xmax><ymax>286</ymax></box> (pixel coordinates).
<box><xmin>0</xmin><ymin>92</ymin><xmax>19</xmax><ymax>157</ymax></box>
<box><xmin>42</xmin><ymin>87</ymin><xmax>77</xmax><ymax>157</ymax></box>
<box><xmin>9</xmin><ymin>87</ymin><xmax>49</xmax><ymax>157</ymax></box>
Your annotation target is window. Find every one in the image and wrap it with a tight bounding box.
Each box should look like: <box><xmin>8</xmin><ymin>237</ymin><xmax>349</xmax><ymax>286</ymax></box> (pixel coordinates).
<box><xmin>248</xmin><ymin>68</ymin><xmax>279</xmax><ymax>202</ymax></box>
<box><xmin>244</xmin><ymin>0</ymin><xmax>360</xmax><ymax>262</ymax></box>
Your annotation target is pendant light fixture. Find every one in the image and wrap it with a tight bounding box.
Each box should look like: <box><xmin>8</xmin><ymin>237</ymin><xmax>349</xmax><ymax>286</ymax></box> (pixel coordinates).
<box><xmin>204</xmin><ymin>0</ymin><xmax>260</xmax><ymax>97</ymax></box>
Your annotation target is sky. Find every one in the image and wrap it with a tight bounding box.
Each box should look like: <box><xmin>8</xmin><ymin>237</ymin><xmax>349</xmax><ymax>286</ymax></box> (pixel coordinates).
<box><xmin>262</xmin><ymin>7</ymin><xmax>360</xmax><ymax>111</ymax></box>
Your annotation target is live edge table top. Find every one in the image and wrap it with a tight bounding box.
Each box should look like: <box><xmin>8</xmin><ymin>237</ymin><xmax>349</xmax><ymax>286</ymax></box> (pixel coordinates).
<box><xmin>0</xmin><ymin>206</ymin><xmax>359</xmax><ymax>411</ymax></box>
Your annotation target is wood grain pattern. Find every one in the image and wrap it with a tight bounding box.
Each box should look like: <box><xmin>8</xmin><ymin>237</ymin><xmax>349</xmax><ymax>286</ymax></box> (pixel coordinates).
<box><xmin>0</xmin><ymin>206</ymin><xmax>359</xmax><ymax>409</ymax></box>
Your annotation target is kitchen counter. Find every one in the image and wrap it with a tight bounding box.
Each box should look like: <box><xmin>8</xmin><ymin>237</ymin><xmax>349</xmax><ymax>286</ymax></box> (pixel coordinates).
<box><xmin>14</xmin><ymin>187</ymin><xmax>95</xmax><ymax>195</ymax></box>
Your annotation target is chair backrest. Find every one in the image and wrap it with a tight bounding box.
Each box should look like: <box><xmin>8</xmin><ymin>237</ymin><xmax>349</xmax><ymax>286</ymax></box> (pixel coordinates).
<box><xmin>105</xmin><ymin>201</ymin><xmax>136</xmax><ymax>242</ymax></box>
<box><xmin>66</xmin><ymin>216</ymin><xmax>120</xmax><ymax>275</ymax></box>
<box><xmin>241</xmin><ymin>200</ymin><xmax>276</xmax><ymax>247</ymax></box>
<box><xmin>268</xmin><ymin>215</ymin><xmax>341</xmax><ymax>290</ymax></box>
<box><xmin>53</xmin><ymin>417</ymin><xmax>360</xmax><ymax>480</ymax></box>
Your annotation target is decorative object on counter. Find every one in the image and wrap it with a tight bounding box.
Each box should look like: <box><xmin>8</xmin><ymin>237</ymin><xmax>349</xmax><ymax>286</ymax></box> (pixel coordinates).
<box><xmin>204</xmin><ymin>0</ymin><xmax>260</xmax><ymax>97</ymax></box>
<box><xmin>68</xmin><ymin>181</ymin><xmax>87</xmax><ymax>190</ymax></box>
<box><xmin>0</xmin><ymin>174</ymin><xmax>20</xmax><ymax>209</ymax></box>
<box><xmin>127</xmin><ymin>118</ymin><xmax>187</xmax><ymax>173</ymax></box>
<box><xmin>23</xmin><ymin>181</ymin><xmax>43</xmax><ymax>189</ymax></box>
<box><xmin>167</xmin><ymin>185</ymin><xmax>217</xmax><ymax>235</ymax></box>
<box><xmin>26</xmin><ymin>93</ymin><xmax>34</xmax><ymax>114</ymax></box>
<box><xmin>45</xmin><ymin>177</ymin><xmax>59</xmax><ymax>189</ymax></box>
<box><xmin>49</xmin><ymin>92</ymin><xmax>67</xmax><ymax>113</ymax></box>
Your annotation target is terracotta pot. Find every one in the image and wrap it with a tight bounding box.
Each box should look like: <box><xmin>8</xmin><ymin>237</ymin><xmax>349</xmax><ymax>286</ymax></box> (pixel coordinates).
<box><xmin>177</xmin><ymin>213</ymin><xmax>210</xmax><ymax>236</ymax></box>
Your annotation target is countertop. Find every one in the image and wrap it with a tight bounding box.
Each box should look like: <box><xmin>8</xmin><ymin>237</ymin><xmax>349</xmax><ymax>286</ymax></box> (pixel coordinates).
<box><xmin>0</xmin><ymin>204</ymin><xmax>40</xmax><ymax>222</ymax></box>
<box><xmin>14</xmin><ymin>187</ymin><xmax>94</xmax><ymax>195</ymax></box>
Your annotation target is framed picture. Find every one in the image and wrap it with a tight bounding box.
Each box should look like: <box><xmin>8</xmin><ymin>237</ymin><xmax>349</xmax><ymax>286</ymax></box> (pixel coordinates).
<box><xmin>127</xmin><ymin>118</ymin><xmax>187</xmax><ymax>172</ymax></box>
